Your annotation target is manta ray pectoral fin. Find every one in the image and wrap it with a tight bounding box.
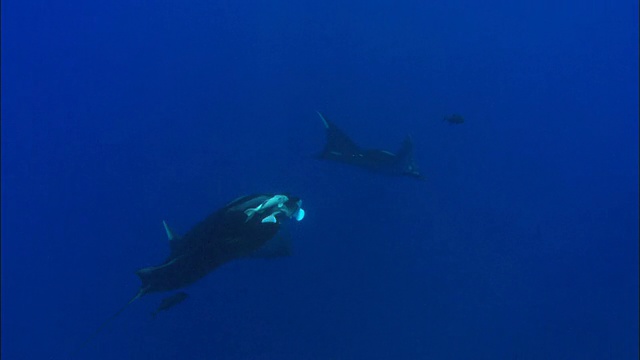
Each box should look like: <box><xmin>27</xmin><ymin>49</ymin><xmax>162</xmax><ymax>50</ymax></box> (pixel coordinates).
<box><xmin>162</xmin><ymin>220</ymin><xmax>179</xmax><ymax>241</ymax></box>
<box><xmin>137</xmin><ymin>256</ymin><xmax>182</xmax><ymax>279</ymax></box>
<box><xmin>248</xmin><ymin>232</ymin><xmax>293</xmax><ymax>259</ymax></box>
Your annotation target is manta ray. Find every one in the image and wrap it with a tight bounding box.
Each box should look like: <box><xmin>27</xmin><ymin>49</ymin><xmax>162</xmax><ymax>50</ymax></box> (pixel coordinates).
<box><xmin>316</xmin><ymin>112</ymin><xmax>425</xmax><ymax>180</ymax></box>
<box><xmin>75</xmin><ymin>193</ymin><xmax>305</xmax><ymax>354</ymax></box>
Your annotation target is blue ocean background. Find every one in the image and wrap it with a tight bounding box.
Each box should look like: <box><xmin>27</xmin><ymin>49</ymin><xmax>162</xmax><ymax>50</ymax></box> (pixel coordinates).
<box><xmin>2</xmin><ymin>0</ymin><xmax>638</xmax><ymax>359</ymax></box>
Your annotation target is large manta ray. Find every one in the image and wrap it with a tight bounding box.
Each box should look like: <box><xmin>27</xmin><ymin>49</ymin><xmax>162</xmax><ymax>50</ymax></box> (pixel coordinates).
<box><xmin>135</xmin><ymin>193</ymin><xmax>304</xmax><ymax>296</ymax></box>
<box><xmin>316</xmin><ymin>112</ymin><xmax>425</xmax><ymax>180</ymax></box>
<box><xmin>76</xmin><ymin>193</ymin><xmax>305</xmax><ymax>354</ymax></box>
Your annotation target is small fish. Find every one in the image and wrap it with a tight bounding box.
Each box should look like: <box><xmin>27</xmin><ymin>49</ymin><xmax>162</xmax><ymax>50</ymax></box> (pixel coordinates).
<box><xmin>444</xmin><ymin>114</ymin><xmax>464</xmax><ymax>125</ymax></box>
<box><xmin>151</xmin><ymin>292</ymin><xmax>189</xmax><ymax>318</ymax></box>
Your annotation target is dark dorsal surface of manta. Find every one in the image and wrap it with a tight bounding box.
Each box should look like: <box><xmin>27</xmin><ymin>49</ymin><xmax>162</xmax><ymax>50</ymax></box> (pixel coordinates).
<box><xmin>74</xmin><ymin>194</ymin><xmax>305</xmax><ymax>355</ymax></box>
<box><xmin>136</xmin><ymin>193</ymin><xmax>305</xmax><ymax>296</ymax></box>
<box><xmin>316</xmin><ymin>112</ymin><xmax>425</xmax><ymax>180</ymax></box>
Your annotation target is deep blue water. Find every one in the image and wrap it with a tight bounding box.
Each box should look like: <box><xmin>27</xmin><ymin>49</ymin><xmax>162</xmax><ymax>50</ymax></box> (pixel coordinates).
<box><xmin>2</xmin><ymin>0</ymin><xmax>638</xmax><ymax>359</ymax></box>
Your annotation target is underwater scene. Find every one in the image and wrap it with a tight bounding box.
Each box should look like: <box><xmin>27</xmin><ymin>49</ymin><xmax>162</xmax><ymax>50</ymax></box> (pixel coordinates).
<box><xmin>2</xmin><ymin>0</ymin><xmax>638</xmax><ymax>359</ymax></box>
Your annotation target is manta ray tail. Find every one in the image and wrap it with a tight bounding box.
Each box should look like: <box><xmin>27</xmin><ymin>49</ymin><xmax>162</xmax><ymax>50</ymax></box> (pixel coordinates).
<box><xmin>71</xmin><ymin>287</ymin><xmax>148</xmax><ymax>357</ymax></box>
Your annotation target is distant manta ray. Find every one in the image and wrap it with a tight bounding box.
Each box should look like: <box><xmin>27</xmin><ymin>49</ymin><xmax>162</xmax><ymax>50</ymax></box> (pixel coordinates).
<box><xmin>73</xmin><ymin>193</ymin><xmax>305</xmax><ymax>356</ymax></box>
<box><xmin>316</xmin><ymin>112</ymin><xmax>425</xmax><ymax>180</ymax></box>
